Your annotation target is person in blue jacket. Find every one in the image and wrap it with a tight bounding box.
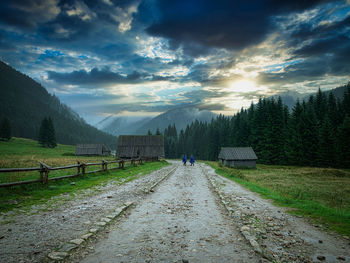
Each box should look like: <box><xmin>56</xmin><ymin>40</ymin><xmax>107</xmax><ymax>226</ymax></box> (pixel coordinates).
<box><xmin>190</xmin><ymin>155</ymin><xmax>195</xmax><ymax>166</ymax></box>
<box><xmin>182</xmin><ymin>154</ymin><xmax>187</xmax><ymax>166</ymax></box>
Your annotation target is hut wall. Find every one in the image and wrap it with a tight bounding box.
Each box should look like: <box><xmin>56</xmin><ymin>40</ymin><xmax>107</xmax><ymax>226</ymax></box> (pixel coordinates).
<box><xmin>233</xmin><ymin>160</ymin><xmax>256</xmax><ymax>168</ymax></box>
<box><xmin>221</xmin><ymin>159</ymin><xmax>256</xmax><ymax>168</ymax></box>
<box><xmin>117</xmin><ymin>135</ymin><xmax>164</xmax><ymax>159</ymax></box>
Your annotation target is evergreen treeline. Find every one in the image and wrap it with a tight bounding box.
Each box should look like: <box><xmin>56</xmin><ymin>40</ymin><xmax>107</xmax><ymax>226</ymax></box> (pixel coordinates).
<box><xmin>164</xmin><ymin>85</ymin><xmax>350</xmax><ymax>168</ymax></box>
<box><xmin>38</xmin><ymin>117</ymin><xmax>57</xmax><ymax>148</ymax></box>
<box><xmin>0</xmin><ymin>61</ymin><xmax>116</xmax><ymax>148</ymax></box>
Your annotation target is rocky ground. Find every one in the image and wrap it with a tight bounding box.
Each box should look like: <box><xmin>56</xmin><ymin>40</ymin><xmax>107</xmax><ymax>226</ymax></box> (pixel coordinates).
<box><xmin>1</xmin><ymin>161</ymin><xmax>349</xmax><ymax>263</ymax></box>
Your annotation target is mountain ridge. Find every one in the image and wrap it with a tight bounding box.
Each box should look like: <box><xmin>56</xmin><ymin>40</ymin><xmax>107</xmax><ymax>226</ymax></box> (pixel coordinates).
<box><xmin>0</xmin><ymin>61</ymin><xmax>116</xmax><ymax>148</ymax></box>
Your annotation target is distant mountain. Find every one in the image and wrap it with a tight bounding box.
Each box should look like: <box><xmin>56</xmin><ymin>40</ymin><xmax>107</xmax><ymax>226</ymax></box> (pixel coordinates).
<box><xmin>0</xmin><ymin>61</ymin><xmax>116</xmax><ymax>148</ymax></box>
<box><xmin>96</xmin><ymin>107</ymin><xmax>216</xmax><ymax>136</ymax></box>
<box><xmin>135</xmin><ymin>106</ymin><xmax>217</xmax><ymax>134</ymax></box>
<box><xmin>96</xmin><ymin>116</ymin><xmax>151</xmax><ymax>136</ymax></box>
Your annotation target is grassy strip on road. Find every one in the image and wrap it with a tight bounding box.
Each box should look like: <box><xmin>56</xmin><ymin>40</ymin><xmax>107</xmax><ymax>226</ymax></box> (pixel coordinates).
<box><xmin>206</xmin><ymin>161</ymin><xmax>350</xmax><ymax>236</ymax></box>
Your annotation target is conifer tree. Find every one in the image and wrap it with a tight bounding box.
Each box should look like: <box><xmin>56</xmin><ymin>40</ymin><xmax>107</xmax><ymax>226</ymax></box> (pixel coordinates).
<box><xmin>47</xmin><ymin>117</ymin><xmax>57</xmax><ymax>148</ymax></box>
<box><xmin>337</xmin><ymin>116</ymin><xmax>350</xmax><ymax>167</ymax></box>
<box><xmin>39</xmin><ymin>117</ymin><xmax>49</xmax><ymax>147</ymax></box>
<box><xmin>38</xmin><ymin>117</ymin><xmax>57</xmax><ymax>148</ymax></box>
<box><xmin>286</xmin><ymin>100</ymin><xmax>304</xmax><ymax>165</ymax></box>
<box><xmin>0</xmin><ymin>117</ymin><xmax>11</xmax><ymax>141</ymax></box>
<box><xmin>318</xmin><ymin>115</ymin><xmax>336</xmax><ymax>167</ymax></box>
<box><xmin>300</xmin><ymin>104</ymin><xmax>319</xmax><ymax>166</ymax></box>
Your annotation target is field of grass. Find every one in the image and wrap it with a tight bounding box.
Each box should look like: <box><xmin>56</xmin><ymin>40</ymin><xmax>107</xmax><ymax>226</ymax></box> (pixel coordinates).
<box><xmin>0</xmin><ymin>137</ymin><xmax>118</xmax><ymax>183</ymax></box>
<box><xmin>0</xmin><ymin>138</ymin><xmax>169</xmax><ymax>212</ymax></box>
<box><xmin>206</xmin><ymin>161</ymin><xmax>350</xmax><ymax>236</ymax></box>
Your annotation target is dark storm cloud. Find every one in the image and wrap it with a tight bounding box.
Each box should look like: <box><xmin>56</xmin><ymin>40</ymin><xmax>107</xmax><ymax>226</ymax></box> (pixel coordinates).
<box><xmin>146</xmin><ymin>0</ymin><xmax>332</xmax><ymax>51</ymax></box>
<box><xmin>48</xmin><ymin>68</ymin><xmax>146</xmax><ymax>85</ymax></box>
<box><xmin>293</xmin><ymin>35</ymin><xmax>350</xmax><ymax>57</ymax></box>
<box><xmin>0</xmin><ymin>0</ymin><xmax>60</xmax><ymax>29</ymax></box>
<box><xmin>291</xmin><ymin>14</ymin><xmax>350</xmax><ymax>41</ymax></box>
<box><xmin>258</xmin><ymin>57</ymin><xmax>329</xmax><ymax>85</ymax></box>
<box><xmin>47</xmin><ymin>67</ymin><xmax>174</xmax><ymax>85</ymax></box>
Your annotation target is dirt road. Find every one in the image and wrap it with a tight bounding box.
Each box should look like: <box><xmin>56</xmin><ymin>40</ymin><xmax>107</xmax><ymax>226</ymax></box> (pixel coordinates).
<box><xmin>78</xmin><ymin>161</ymin><xmax>260</xmax><ymax>263</ymax></box>
<box><xmin>1</xmin><ymin>161</ymin><xmax>349</xmax><ymax>263</ymax></box>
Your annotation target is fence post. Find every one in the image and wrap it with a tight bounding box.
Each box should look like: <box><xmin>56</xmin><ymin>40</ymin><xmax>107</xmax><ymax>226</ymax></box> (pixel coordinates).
<box><xmin>77</xmin><ymin>161</ymin><xmax>80</xmax><ymax>175</ymax></box>
<box><xmin>102</xmin><ymin>160</ymin><xmax>107</xmax><ymax>171</ymax></box>
<box><xmin>39</xmin><ymin>162</ymin><xmax>50</xmax><ymax>184</ymax></box>
<box><xmin>81</xmin><ymin>163</ymin><xmax>86</xmax><ymax>175</ymax></box>
<box><xmin>40</xmin><ymin>163</ymin><xmax>44</xmax><ymax>183</ymax></box>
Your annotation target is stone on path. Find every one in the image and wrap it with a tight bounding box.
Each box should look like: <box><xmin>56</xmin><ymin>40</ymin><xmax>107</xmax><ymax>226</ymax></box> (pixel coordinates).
<box><xmin>70</xmin><ymin>238</ymin><xmax>84</xmax><ymax>245</ymax></box>
<box><xmin>48</xmin><ymin>251</ymin><xmax>68</xmax><ymax>260</ymax></box>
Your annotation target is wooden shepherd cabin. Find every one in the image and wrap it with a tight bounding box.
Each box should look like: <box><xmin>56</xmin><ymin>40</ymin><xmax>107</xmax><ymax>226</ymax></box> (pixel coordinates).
<box><xmin>218</xmin><ymin>147</ymin><xmax>258</xmax><ymax>168</ymax></box>
<box><xmin>75</xmin><ymin>144</ymin><xmax>112</xmax><ymax>156</ymax></box>
<box><xmin>117</xmin><ymin>135</ymin><xmax>164</xmax><ymax>160</ymax></box>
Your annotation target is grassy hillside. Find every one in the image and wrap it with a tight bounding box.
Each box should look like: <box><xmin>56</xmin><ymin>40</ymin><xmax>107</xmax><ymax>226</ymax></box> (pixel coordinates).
<box><xmin>0</xmin><ymin>137</ymin><xmax>168</xmax><ymax>212</ymax></box>
<box><xmin>0</xmin><ymin>61</ymin><xmax>116</xmax><ymax>147</ymax></box>
<box><xmin>207</xmin><ymin>162</ymin><xmax>350</xmax><ymax>236</ymax></box>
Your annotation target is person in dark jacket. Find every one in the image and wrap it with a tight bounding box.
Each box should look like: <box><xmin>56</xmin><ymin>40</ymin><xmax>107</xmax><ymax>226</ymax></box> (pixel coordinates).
<box><xmin>190</xmin><ymin>155</ymin><xmax>195</xmax><ymax>166</ymax></box>
<box><xmin>182</xmin><ymin>154</ymin><xmax>187</xmax><ymax>165</ymax></box>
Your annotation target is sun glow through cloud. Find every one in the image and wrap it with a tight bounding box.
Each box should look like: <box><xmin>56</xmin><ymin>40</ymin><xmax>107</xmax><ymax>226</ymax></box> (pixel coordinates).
<box><xmin>228</xmin><ymin>80</ymin><xmax>257</xmax><ymax>93</ymax></box>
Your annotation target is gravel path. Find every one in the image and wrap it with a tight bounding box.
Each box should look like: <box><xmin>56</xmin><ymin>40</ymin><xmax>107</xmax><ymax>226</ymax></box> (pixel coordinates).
<box><xmin>1</xmin><ymin>161</ymin><xmax>349</xmax><ymax>263</ymax></box>
<box><xmin>77</xmin><ymin>162</ymin><xmax>260</xmax><ymax>263</ymax></box>
<box><xmin>0</xmin><ymin>164</ymin><xmax>175</xmax><ymax>263</ymax></box>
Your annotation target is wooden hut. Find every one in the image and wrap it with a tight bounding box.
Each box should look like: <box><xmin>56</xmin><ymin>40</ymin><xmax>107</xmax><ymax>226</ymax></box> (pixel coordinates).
<box><xmin>75</xmin><ymin>144</ymin><xmax>111</xmax><ymax>156</ymax></box>
<box><xmin>117</xmin><ymin>135</ymin><xmax>164</xmax><ymax>160</ymax></box>
<box><xmin>218</xmin><ymin>147</ymin><xmax>258</xmax><ymax>168</ymax></box>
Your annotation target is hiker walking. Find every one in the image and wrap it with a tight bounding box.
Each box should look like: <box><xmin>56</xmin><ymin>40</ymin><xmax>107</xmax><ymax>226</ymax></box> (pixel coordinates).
<box><xmin>182</xmin><ymin>154</ymin><xmax>187</xmax><ymax>166</ymax></box>
<box><xmin>190</xmin><ymin>155</ymin><xmax>195</xmax><ymax>166</ymax></box>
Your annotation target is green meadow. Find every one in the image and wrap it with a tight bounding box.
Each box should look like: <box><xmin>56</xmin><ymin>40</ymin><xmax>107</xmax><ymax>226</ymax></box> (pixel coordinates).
<box><xmin>206</xmin><ymin>161</ymin><xmax>350</xmax><ymax>236</ymax></box>
<box><xmin>0</xmin><ymin>138</ymin><xmax>168</xmax><ymax>212</ymax></box>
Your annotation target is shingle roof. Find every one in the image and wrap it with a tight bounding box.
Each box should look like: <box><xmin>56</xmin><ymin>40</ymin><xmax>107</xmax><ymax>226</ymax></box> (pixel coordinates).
<box><xmin>117</xmin><ymin>135</ymin><xmax>164</xmax><ymax>158</ymax></box>
<box><xmin>218</xmin><ymin>147</ymin><xmax>258</xmax><ymax>160</ymax></box>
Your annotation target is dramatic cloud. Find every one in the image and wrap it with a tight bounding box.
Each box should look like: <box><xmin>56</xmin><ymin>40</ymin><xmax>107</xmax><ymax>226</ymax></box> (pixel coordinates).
<box><xmin>0</xmin><ymin>0</ymin><xmax>60</xmax><ymax>29</ymax></box>
<box><xmin>0</xmin><ymin>0</ymin><xmax>349</xmax><ymax>124</ymax></box>
<box><xmin>146</xmin><ymin>0</ymin><xmax>333</xmax><ymax>51</ymax></box>
<box><xmin>47</xmin><ymin>67</ymin><xmax>175</xmax><ymax>86</ymax></box>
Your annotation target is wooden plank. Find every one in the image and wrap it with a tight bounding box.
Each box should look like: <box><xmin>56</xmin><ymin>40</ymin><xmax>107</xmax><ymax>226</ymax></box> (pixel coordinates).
<box><xmin>39</xmin><ymin>162</ymin><xmax>51</xmax><ymax>170</ymax></box>
<box><xmin>0</xmin><ymin>167</ymin><xmax>41</xmax><ymax>173</ymax></box>
<box><xmin>48</xmin><ymin>173</ymin><xmax>80</xmax><ymax>181</ymax></box>
<box><xmin>85</xmin><ymin>162</ymin><xmax>102</xmax><ymax>166</ymax></box>
<box><xmin>49</xmin><ymin>164</ymin><xmax>79</xmax><ymax>171</ymax></box>
<box><xmin>0</xmin><ymin>179</ymin><xmax>42</xmax><ymax>188</ymax></box>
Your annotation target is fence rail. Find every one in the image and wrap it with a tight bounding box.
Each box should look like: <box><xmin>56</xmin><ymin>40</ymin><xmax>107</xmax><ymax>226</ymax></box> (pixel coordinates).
<box><xmin>0</xmin><ymin>157</ymin><xmax>157</xmax><ymax>188</ymax></box>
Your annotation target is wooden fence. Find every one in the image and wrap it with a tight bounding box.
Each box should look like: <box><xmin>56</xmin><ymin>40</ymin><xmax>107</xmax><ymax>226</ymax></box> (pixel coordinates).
<box><xmin>0</xmin><ymin>158</ymin><xmax>156</xmax><ymax>188</ymax></box>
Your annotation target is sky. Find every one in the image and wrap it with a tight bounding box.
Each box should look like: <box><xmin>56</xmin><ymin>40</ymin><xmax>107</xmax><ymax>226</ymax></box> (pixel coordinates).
<box><xmin>0</xmin><ymin>0</ymin><xmax>350</xmax><ymax>124</ymax></box>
